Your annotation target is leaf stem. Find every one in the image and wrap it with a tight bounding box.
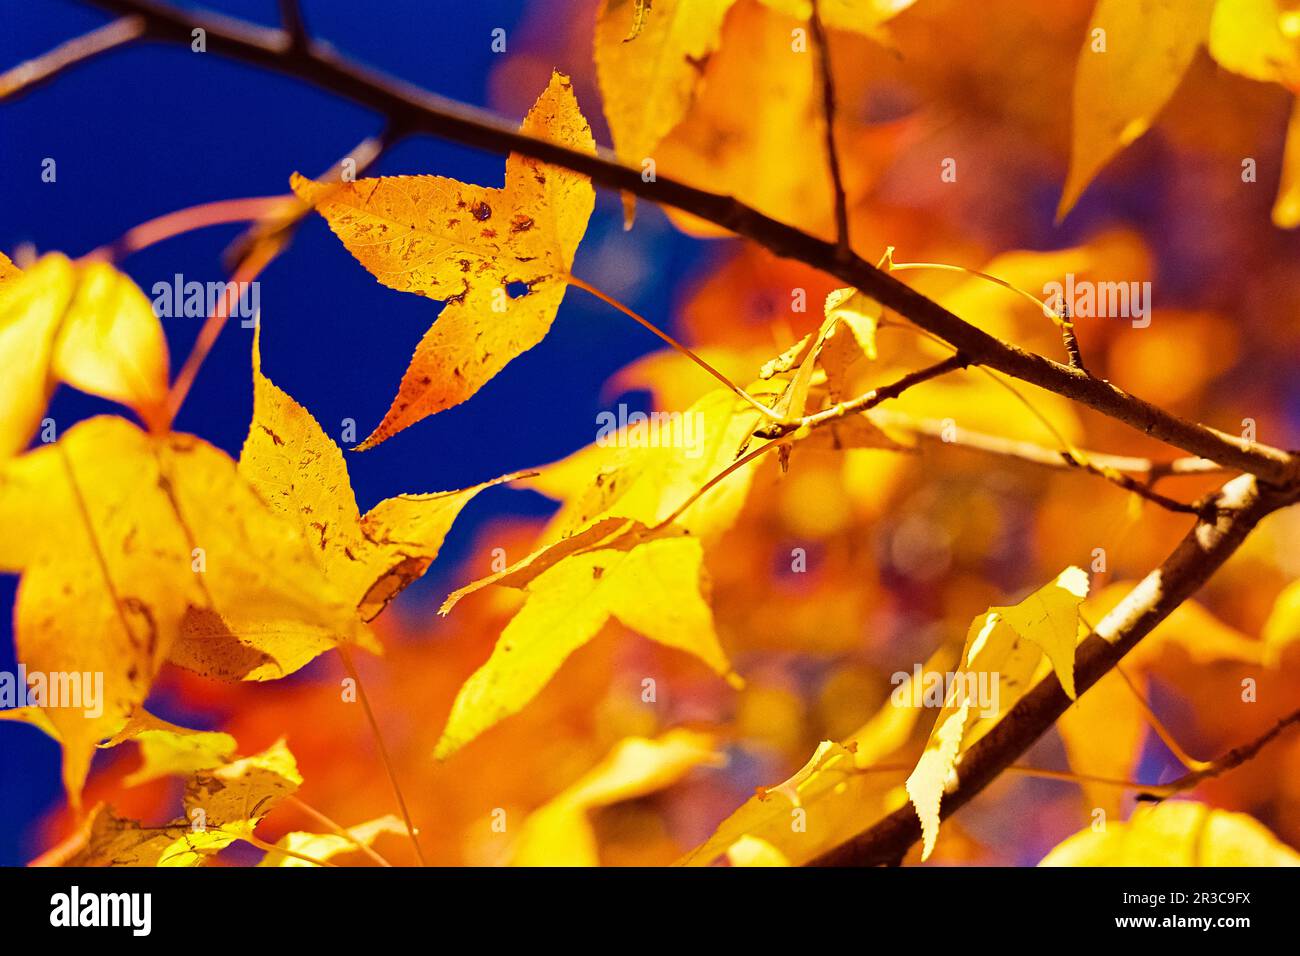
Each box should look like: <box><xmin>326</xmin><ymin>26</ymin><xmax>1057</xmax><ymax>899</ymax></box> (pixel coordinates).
<box><xmin>336</xmin><ymin>644</ymin><xmax>428</xmax><ymax>867</ymax></box>
<box><xmin>566</xmin><ymin>273</ymin><xmax>783</xmax><ymax>421</ymax></box>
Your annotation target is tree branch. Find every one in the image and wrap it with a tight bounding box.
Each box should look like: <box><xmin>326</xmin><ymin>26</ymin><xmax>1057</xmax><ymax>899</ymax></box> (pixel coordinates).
<box><xmin>867</xmin><ymin>410</ymin><xmax>1225</xmax><ymax>479</ymax></box>
<box><xmin>810</xmin><ymin>472</ymin><xmax>1300</xmax><ymax>865</ymax></box>
<box><xmin>0</xmin><ymin>15</ymin><xmax>143</xmax><ymax>103</ymax></box>
<box><xmin>62</xmin><ymin>0</ymin><xmax>1299</xmax><ymax>484</ymax></box>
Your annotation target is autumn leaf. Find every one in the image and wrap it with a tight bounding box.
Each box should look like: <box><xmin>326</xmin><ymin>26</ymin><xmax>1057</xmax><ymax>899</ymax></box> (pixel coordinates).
<box><xmin>435</xmin><ymin>387</ymin><xmax>787</xmax><ymax>756</ymax></box>
<box><xmin>907</xmin><ymin>567</ymin><xmax>1089</xmax><ymax>860</ymax></box>
<box><xmin>594</xmin><ymin>0</ymin><xmax>738</xmax><ymax>166</ymax></box>
<box><xmin>1207</xmin><ymin>0</ymin><xmax>1300</xmax><ymax>87</ymax></box>
<box><xmin>1039</xmin><ymin>801</ymin><xmax>1300</xmax><ymax>866</ymax></box>
<box><xmin>63</xmin><ymin>740</ymin><xmax>302</xmax><ymax>866</ymax></box>
<box><xmin>0</xmin><ymin>417</ymin><xmax>357</xmax><ymax>803</ymax></box>
<box><xmin>680</xmin><ymin>648</ymin><xmax>955</xmax><ymax>866</ymax></box>
<box><xmin>1058</xmin><ymin>0</ymin><xmax>1216</xmax><ymax>220</ymax></box>
<box><xmin>238</xmin><ymin>325</ymin><xmax>513</xmax><ymax>622</ymax></box>
<box><xmin>1264</xmin><ymin>578</ymin><xmax>1300</xmax><ymax>665</ymax></box>
<box><xmin>511</xmin><ymin>730</ymin><xmax>721</xmax><ymax>865</ymax></box>
<box><xmin>0</xmin><ymin>253</ymin><xmax>169</xmax><ymax>459</ymax></box>
<box><xmin>291</xmin><ymin>71</ymin><xmax>595</xmax><ymax>448</ymax></box>
<box><xmin>257</xmin><ymin>815</ymin><xmax>405</xmax><ymax>867</ymax></box>
<box><xmin>436</xmin><ymin>535</ymin><xmax>738</xmax><ymax>759</ymax></box>
<box><xmin>102</xmin><ymin>709</ymin><xmax>237</xmax><ymax>788</ymax></box>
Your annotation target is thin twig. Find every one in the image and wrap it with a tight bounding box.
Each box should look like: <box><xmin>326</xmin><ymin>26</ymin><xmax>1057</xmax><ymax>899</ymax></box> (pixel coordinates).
<box><xmin>336</xmin><ymin>645</ymin><xmax>429</xmax><ymax>867</ymax></box>
<box><xmin>567</xmin><ymin>274</ymin><xmax>783</xmax><ymax>421</ymax></box>
<box><xmin>756</xmin><ymin>354</ymin><xmax>969</xmax><ymax>439</ymax></box>
<box><xmin>285</xmin><ymin>795</ymin><xmax>395</xmax><ymax>868</ymax></box>
<box><xmin>1138</xmin><ymin>707</ymin><xmax>1300</xmax><ymax>800</ymax></box>
<box><xmin>87</xmin><ymin>195</ymin><xmax>296</xmax><ymax>262</ymax></box>
<box><xmin>809</xmin><ymin>0</ymin><xmax>850</xmax><ymax>254</ymax></box>
<box><xmin>866</xmin><ymin>409</ymin><xmax>1224</xmax><ymax>479</ymax></box>
<box><xmin>0</xmin><ymin>15</ymin><xmax>144</xmax><ymax>103</ymax></box>
<box><xmin>277</xmin><ymin>0</ymin><xmax>309</xmax><ymax>50</ymax></box>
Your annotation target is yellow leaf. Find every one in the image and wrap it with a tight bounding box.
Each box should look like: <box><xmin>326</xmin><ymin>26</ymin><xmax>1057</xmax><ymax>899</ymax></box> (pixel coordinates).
<box><xmin>181</xmin><ymin>738</ymin><xmax>301</xmax><ymax>843</ymax></box>
<box><xmin>764</xmin><ymin>740</ymin><xmax>851</xmax><ymax>807</ymax></box>
<box><xmin>1058</xmin><ymin>0</ymin><xmax>1215</xmax><ymax>220</ymax></box>
<box><xmin>0</xmin><ymin>253</ymin><xmax>169</xmax><ymax>459</ymax></box>
<box><xmin>523</xmin><ymin>389</ymin><xmax>765</xmax><ymax>544</ymax></box>
<box><xmin>725</xmin><ymin>835</ymin><xmax>791</xmax><ymax>866</ymax></box>
<box><xmin>680</xmin><ymin>647</ymin><xmax>955</xmax><ymax>866</ymax></box>
<box><xmin>1272</xmin><ymin>97</ymin><xmax>1300</xmax><ymax>228</ymax></box>
<box><xmin>1056</xmin><ymin>669</ymin><xmax>1145</xmax><ymax>820</ymax></box>
<box><xmin>906</xmin><ymin>697</ymin><xmax>970</xmax><ymax>862</ymax></box>
<box><xmin>0</xmin><ymin>417</ymin><xmax>356</xmax><ymax>803</ymax></box>
<box><xmin>907</xmin><ymin>567</ymin><xmax>1089</xmax><ymax>860</ymax></box>
<box><xmin>101</xmin><ymin>710</ymin><xmax>237</xmax><ymax>788</ymax></box>
<box><xmin>1039</xmin><ymin>801</ymin><xmax>1300</xmax><ymax>866</ymax></box>
<box><xmin>757</xmin><ymin>0</ymin><xmax>917</xmax><ymax>41</ymax></box>
<box><xmin>292</xmin><ymin>72</ymin><xmax>595</xmax><ymax>447</ymax></box>
<box><xmin>511</xmin><ymin>730</ymin><xmax>721</xmax><ymax>866</ymax></box>
<box><xmin>594</xmin><ymin>0</ymin><xmax>738</xmax><ymax>164</ymax></box>
<box><xmin>257</xmin><ymin>814</ymin><xmax>405</xmax><ymax>867</ymax></box>
<box><xmin>239</xmin><ymin>326</ymin><xmax>507</xmax><ymax>621</ymax></box>
<box><xmin>1208</xmin><ymin>0</ymin><xmax>1300</xmax><ymax>86</ymax></box>
<box><xmin>1262</xmin><ymin>578</ymin><xmax>1300</xmax><ymax>665</ymax></box>
<box><xmin>436</xmin><ymin>536</ymin><xmax>738</xmax><ymax>759</ymax></box>
<box><xmin>62</xmin><ymin>805</ymin><xmax>201</xmax><ymax>868</ymax></box>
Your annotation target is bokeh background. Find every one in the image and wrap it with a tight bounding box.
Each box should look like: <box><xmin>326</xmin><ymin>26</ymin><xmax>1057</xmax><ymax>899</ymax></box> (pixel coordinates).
<box><xmin>2</xmin><ymin>0</ymin><xmax>1299</xmax><ymax>866</ymax></box>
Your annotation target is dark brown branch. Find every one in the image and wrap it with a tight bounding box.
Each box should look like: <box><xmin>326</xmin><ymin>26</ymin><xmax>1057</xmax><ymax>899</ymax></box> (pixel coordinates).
<box><xmin>277</xmin><ymin>0</ymin><xmax>309</xmax><ymax>51</ymax></box>
<box><xmin>61</xmin><ymin>0</ymin><xmax>1300</xmax><ymax>485</ymax></box>
<box><xmin>811</xmin><ymin>472</ymin><xmax>1300</xmax><ymax>865</ymax></box>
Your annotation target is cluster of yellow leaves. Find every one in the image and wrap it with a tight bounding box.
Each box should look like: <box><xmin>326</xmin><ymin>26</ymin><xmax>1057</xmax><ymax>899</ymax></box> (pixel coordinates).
<box><xmin>0</xmin><ymin>273</ymin><xmax>503</xmax><ymax>807</ymax></box>
<box><xmin>40</xmin><ymin>722</ymin><xmax>401</xmax><ymax>867</ymax></box>
<box><xmin>0</xmin><ymin>415</ymin><xmax>358</xmax><ymax>806</ymax></box>
<box><xmin>1062</xmin><ymin>0</ymin><xmax>1300</xmax><ymax>225</ymax></box>
<box><xmin>292</xmin><ymin>71</ymin><xmax>595</xmax><ymax>448</ymax></box>
<box><xmin>65</xmin><ymin>739</ymin><xmax>302</xmax><ymax>867</ymax></box>
<box><xmin>434</xmin><ymin>387</ymin><xmax>765</xmax><ymax>759</ymax></box>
